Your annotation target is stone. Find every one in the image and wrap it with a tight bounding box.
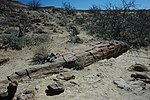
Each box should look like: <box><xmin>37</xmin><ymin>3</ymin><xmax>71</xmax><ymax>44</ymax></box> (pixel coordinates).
<box><xmin>56</xmin><ymin>73</ymin><xmax>75</xmax><ymax>81</ymax></box>
<box><xmin>131</xmin><ymin>72</ymin><xmax>150</xmax><ymax>80</ymax></box>
<box><xmin>45</xmin><ymin>82</ymin><xmax>64</xmax><ymax>96</ymax></box>
<box><xmin>128</xmin><ymin>80</ymin><xmax>146</xmax><ymax>91</ymax></box>
<box><xmin>17</xmin><ymin>90</ymin><xmax>35</xmax><ymax>100</ymax></box>
<box><xmin>128</xmin><ymin>64</ymin><xmax>149</xmax><ymax>72</ymax></box>
<box><xmin>113</xmin><ymin>78</ymin><xmax>147</xmax><ymax>91</ymax></box>
<box><xmin>113</xmin><ymin>78</ymin><xmax>131</xmax><ymax>91</ymax></box>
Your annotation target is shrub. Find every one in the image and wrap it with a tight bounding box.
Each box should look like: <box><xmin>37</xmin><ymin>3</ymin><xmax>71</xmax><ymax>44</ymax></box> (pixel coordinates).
<box><xmin>68</xmin><ymin>26</ymin><xmax>82</xmax><ymax>43</ymax></box>
<box><xmin>0</xmin><ymin>34</ymin><xmax>49</xmax><ymax>50</ymax></box>
<box><xmin>28</xmin><ymin>34</ymin><xmax>49</xmax><ymax>46</ymax></box>
<box><xmin>62</xmin><ymin>2</ymin><xmax>75</xmax><ymax>14</ymax></box>
<box><xmin>32</xmin><ymin>46</ymin><xmax>57</xmax><ymax>64</ymax></box>
<box><xmin>73</xmin><ymin>57</ymin><xmax>85</xmax><ymax>70</ymax></box>
<box><xmin>0</xmin><ymin>34</ymin><xmax>25</xmax><ymax>50</ymax></box>
<box><xmin>32</xmin><ymin>46</ymin><xmax>49</xmax><ymax>64</ymax></box>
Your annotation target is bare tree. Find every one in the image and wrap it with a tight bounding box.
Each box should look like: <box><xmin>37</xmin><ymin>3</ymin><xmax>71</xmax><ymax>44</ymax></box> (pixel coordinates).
<box><xmin>62</xmin><ymin>2</ymin><xmax>75</xmax><ymax>14</ymax></box>
<box><xmin>28</xmin><ymin>0</ymin><xmax>41</xmax><ymax>10</ymax></box>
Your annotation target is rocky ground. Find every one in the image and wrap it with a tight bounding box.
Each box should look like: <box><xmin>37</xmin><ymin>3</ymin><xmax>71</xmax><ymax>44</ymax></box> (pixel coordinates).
<box><xmin>0</xmin><ymin>39</ymin><xmax>150</xmax><ymax>100</ymax></box>
<box><xmin>0</xmin><ymin>2</ymin><xmax>150</xmax><ymax>100</ymax></box>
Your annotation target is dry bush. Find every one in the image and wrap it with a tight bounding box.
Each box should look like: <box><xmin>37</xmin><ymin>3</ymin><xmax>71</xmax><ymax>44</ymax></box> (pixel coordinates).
<box><xmin>86</xmin><ymin>0</ymin><xmax>150</xmax><ymax>48</ymax></box>
<box><xmin>32</xmin><ymin>46</ymin><xmax>49</xmax><ymax>64</ymax></box>
<box><xmin>62</xmin><ymin>2</ymin><xmax>75</xmax><ymax>14</ymax></box>
<box><xmin>32</xmin><ymin>46</ymin><xmax>57</xmax><ymax>64</ymax></box>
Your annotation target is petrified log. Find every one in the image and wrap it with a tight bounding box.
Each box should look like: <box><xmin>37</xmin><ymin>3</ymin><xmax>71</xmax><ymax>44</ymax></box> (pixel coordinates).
<box><xmin>0</xmin><ymin>41</ymin><xmax>128</xmax><ymax>83</ymax></box>
<box><xmin>0</xmin><ymin>80</ymin><xmax>18</xmax><ymax>100</ymax></box>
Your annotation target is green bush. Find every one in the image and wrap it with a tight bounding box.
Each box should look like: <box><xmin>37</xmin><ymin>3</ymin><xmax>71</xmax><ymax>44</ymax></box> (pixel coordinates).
<box><xmin>0</xmin><ymin>34</ymin><xmax>25</xmax><ymax>50</ymax></box>
<box><xmin>73</xmin><ymin>57</ymin><xmax>85</xmax><ymax>70</ymax></box>
<box><xmin>0</xmin><ymin>34</ymin><xmax>49</xmax><ymax>50</ymax></box>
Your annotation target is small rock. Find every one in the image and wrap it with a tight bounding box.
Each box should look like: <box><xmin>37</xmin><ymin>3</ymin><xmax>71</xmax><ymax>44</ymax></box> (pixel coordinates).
<box><xmin>45</xmin><ymin>82</ymin><xmax>64</xmax><ymax>96</ymax></box>
<box><xmin>131</xmin><ymin>72</ymin><xmax>150</xmax><ymax>80</ymax></box>
<box><xmin>56</xmin><ymin>73</ymin><xmax>75</xmax><ymax>81</ymax></box>
<box><xmin>128</xmin><ymin>80</ymin><xmax>146</xmax><ymax>91</ymax></box>
<box><xmin>113</xmin><ymin>78</ymin><xmax>131</xmax><ymax>91</ymax></box>
<box><xmin>17</xmin><ymin>90</ymin><xmax>35</xmax><ymax>100</ymax></box>
<box><xmin>69</xmin><ymin>81</ymin><xmax>80</xmax><ymax>87</ymax></box>
<box><xmin>114</xmin><ymin>78</ymin><xmax>147</xmax><ymax>92</ymax></box>
<box><xmin>128</xmin><ymin>64</ymin><xmax>149</xmax><ymax>72</ymax></box>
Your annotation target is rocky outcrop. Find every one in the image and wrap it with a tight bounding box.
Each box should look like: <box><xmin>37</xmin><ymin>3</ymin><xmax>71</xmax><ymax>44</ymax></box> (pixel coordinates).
<box><xmin>114</xmin><ymin>63</ymin><xmax>150</xmax><ymax>92</ymax></box>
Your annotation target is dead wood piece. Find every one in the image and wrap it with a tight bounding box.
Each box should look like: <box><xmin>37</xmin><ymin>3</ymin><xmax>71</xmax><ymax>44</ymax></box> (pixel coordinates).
<box><xmin>26</xmin><ymin>69</ymin><xmax>31</xmax><ymax>79</ymax></box>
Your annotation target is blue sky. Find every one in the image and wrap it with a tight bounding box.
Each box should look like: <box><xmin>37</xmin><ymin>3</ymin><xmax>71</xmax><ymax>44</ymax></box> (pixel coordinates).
<box><xmin>16</xmin><ymin>0</ymin><xmax>150</xmax><ymax>9</ymax></box>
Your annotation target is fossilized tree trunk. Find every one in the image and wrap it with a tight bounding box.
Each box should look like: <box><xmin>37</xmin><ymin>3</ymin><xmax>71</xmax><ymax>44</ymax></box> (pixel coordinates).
<box><xmin>0</xmin><ymin>41</ymin><xmax>128</xmax><ymax>83</ymax></box>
